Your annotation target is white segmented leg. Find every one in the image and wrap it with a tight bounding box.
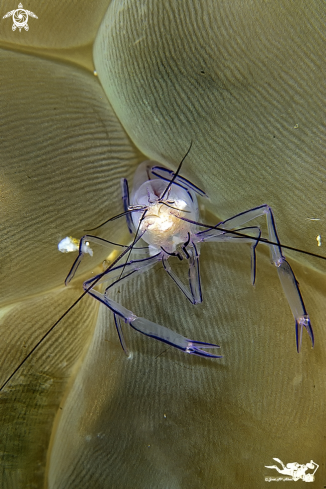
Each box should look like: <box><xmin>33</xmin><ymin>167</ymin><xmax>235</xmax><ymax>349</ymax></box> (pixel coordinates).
<box><xmin>99</xmin><ymin>253</ymin><xmax>161</xmax><ymax>288</ymax></box>
<box><xmin>275</xmin><ymin>259</ymin><xmax>313</xmax><ymax>352</ymax></box>
<box><xmin>198</xmin><ymin>204</ymin><xmax>313</xmax><ymax>351</ymax></box>
<box><xmin>129</xmin><ymin>317</ymin><xmax>221</xmax><ymax>358</ymax></box>
<box><xmin>188</xmin><ymin>242</ymin><xmax>202</xmax><ymax>303</ymax></box>
<box><xmin>262</xmin><ymin>207</ymin><xmax>313</xmax><ymax>351</ymax></box>
<box><xmin>162</xmin><ymin>243</ymin><xmax>202</xmax><ymax>304</ymax></box>
<box><xmin>83</xmin><ymin>252</ymin><xmax>221</xmax><ymax>358</ymax></box>
<box><xmin>114</xmin><ymin>314</ymin><xmax>130</xmax><ymax>357</ymax></box>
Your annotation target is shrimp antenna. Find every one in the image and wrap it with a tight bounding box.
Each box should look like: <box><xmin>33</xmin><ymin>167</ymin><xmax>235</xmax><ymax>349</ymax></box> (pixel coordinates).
<box><xmin>85</xmin><ymin>208</ymin><xmax>145</xmax><ymax>232</ymax></box>
<box><xmin>88</xmin><ymin>141</ymin><xmax>193</xmax><ymax>233</ymax></box>
<box><xmin>0</xmin><ymin>235</ymin><xmax>144</xmax><ymax>393</ymax></box>
<box><xmin>159</xmin><ymin>141</ymin><xmax>193</xmax><ymax>200</ymax></box>
<box><xmin>178</xmin><ymin>216</ymin><xmax>326</xmax><ymax>262</ymax></box>
<box><xmin>161</xmin><ymin>202</ymin><xmax>191</xmax><ymax>213</ymax></box>
<box><xmin>118</xmin><ymin>209</ymin><xmax>148</xmax><ymax>280</ymax></box>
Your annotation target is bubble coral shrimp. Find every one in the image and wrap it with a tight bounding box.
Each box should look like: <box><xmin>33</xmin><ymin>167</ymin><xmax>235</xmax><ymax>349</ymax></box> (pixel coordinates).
<box><xmin>0</xmin><ymin>146</ymin><xmax>318</xmax><ymax>393</ymax></box>
<box><xmin>60</xmin><ymin>144</ymin><xmax>314</xmax><ymax>358</ymax></box>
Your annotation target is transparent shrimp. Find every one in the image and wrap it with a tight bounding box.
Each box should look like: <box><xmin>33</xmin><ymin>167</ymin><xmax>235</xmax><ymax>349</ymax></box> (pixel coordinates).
<box><xmin>60</xmin><ymin>155</ymin><xmax>313</xmax><ymax>358</ymax></box>
<box><xmin>63</xmin><ymin>158</ymin><xmax>221</xmax><ymax>358</ymax></box>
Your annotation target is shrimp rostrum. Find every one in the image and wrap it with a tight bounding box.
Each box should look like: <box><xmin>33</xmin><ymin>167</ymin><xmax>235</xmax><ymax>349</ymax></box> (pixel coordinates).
<box><xmin>62</xmin><ymin>152</ymin><xmax>314</xmax><ymax>358</ymax></box>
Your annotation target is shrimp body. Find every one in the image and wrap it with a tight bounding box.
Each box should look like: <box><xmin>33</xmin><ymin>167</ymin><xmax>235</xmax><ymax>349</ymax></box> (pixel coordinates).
<box><xmin>130</xmin><ymin>161</ymin><xmax>198</xmax><ymax>254</ymax></box>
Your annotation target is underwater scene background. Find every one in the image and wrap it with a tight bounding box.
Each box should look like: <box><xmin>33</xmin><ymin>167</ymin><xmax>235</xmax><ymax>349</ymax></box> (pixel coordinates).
<box><xmin>0</xmin><ymin>1</ymin><xmax>325</xmax><ymax>487</ymax></box>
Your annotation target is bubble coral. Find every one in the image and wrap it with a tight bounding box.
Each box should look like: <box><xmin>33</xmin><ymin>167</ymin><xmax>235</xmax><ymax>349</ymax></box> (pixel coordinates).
<box><xmin>1</xmin><ymin>1</ymin><xmax>325</xmax><ymax>487</ymax></box>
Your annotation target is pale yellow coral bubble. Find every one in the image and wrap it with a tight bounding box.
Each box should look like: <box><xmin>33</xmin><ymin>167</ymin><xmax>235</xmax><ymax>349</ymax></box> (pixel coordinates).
<box><xmin>0</xmin><ymin>1</ymin><xmax>115</xmax><ymax>71</ymax></box>
<box><xmin>0</xmin><ymin>23</ymin><xmax>142</xmax><ymax>487</ymax></box>
<box><xmin>0</xmin><ymin>1</ymin><xmax>112</xmax><ymax>49</ymax></box>
<box><xmin>94</xmin><ymin>0</ymin><xmax>326</xmax><ymax>273</ymax></box>
<box><xmin>0</xmin><ymin>47</ymin><xmax>142</xmax><ymax>305</ymax></box>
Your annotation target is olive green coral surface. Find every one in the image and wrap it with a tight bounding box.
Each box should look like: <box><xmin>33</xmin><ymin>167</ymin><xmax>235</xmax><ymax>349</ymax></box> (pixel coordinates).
<box><xmin>0</xmin><ymin>1</ymin><xmax>325</xmax><ymax>488</ymax></box>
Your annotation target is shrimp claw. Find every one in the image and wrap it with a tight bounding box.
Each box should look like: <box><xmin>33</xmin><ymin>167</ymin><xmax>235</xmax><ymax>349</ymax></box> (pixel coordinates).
<box><xmin>129</xmin><ymin>317</ymin><xmax>222</xmax><ymax>358</ymax></box>
<box><xmin>185</xmin><ymin>340</ymin><xmax>222</xmax><ymax>358</ymax></box>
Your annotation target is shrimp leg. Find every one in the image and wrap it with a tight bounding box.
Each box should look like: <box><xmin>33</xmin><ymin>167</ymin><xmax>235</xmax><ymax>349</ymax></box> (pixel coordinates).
<box><xmin>222</xmin><ymin>205</ymin><xmax>313</xmax><ymax>351</ymax></box>
<box><xmin>83</xmin><ymin>253</ymin><xmax>222</xmax><ymax>358</ymax></box>
<box><xmin>162</xmin><ymin>242</ymin><xmax>203</xmax><ymax>304</ymax></box>
<box><xmin>191</xmin><ymin>204</ymin><xmax>313</xmax><ymax>351</ymax></box>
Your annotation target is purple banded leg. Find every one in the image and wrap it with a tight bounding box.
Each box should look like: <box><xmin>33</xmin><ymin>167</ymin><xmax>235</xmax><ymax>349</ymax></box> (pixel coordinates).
<box><xmin>196</xmin><ymin>204</ymin><xmax>313</xmax><ymax>351</ymax></box>
<box><xmin>114</xmin><ymin>314</ymin><xmax>129</xmax><ymax>356</ymax></box>
<box><xmin>121</xmin><ymin>178</ymin><xmax>133</xmax><ymax>233</ymax></box>
<box><xmin>275</xmin><ymin>259</ymin><xmax>313</xmax><ymax>351</ymax></box>
<box><xmin>188</xmin><ymin>242</ymin><xmax>202</xmax><ymax>303</ymax></box>
<box><xmin>130</xmin><ymin>319</ymin><xmax>222</xmax><ymax>358</ymax></box>
<box><xmin>162</xmin><ymin>242</ymin><xmax>202</xmax><ymax>304</ymax></box>
<box><xmin>83</xmin><ymin>253</ymin><xmax>221</xmax><ymax>358</ymax></box>
<box><xmin>256</xmin><ymin>206</ymin><xmax>313</xmax><ymax>351</ymax></box>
